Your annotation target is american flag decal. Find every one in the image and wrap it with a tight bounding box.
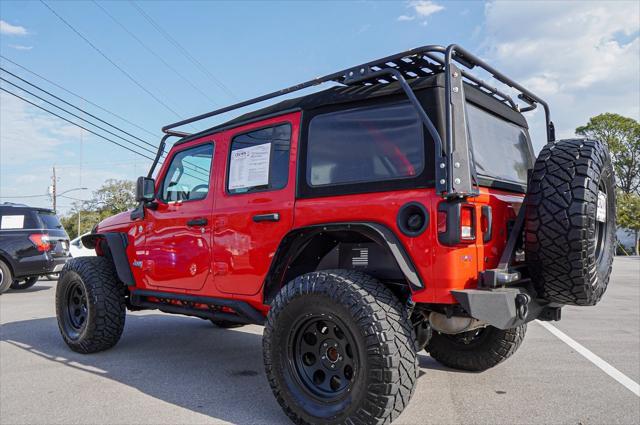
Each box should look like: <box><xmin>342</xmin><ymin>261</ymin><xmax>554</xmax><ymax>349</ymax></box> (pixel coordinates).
<box><xmin>351</xmin><ymin>248</ymin><xmax>368</xmax><ymax>267</ymax></box>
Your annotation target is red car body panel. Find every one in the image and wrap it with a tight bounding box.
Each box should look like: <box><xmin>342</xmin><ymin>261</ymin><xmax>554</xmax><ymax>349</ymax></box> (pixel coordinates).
<box><xmin>96</xmin><ymin>111</ymin><xmax>523</xmax><ymax>313</ymax></box>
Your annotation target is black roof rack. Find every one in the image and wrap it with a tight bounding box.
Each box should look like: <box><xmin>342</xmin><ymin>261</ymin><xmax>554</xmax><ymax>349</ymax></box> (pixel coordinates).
<box><xmin>150</xmin><ymin>44</ymin><xmax>554</xmax><ymax>198</ymax></box>
<box><xmin>162</xmin><ymin>44</ymin><xmax>551</xmax><ymax>139</ymax></box>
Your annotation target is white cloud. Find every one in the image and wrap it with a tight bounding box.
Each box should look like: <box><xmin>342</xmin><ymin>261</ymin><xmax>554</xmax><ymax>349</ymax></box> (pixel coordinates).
<box><xmin>0</xmin><ymin>20</ymin><xmax>28</xmax><ymax>36</ymax></box>
<box><xmin>480</xmin><ymin>0</ymin><xmax>640</xmax><ymax>149</ymax></box>
<box><xmin>8</xmin><ymin>44</ymin><xmax>33</xmax><ymax>51</ymax></box>
<box><xmin>0</xmin><ymin>92</ymin><xmax>154</xmax><ymax>214</ymax></box>
<box><xmin>397</xmin><ymin>1</ymin><xmax>444</xmax><ymax>24</ymax></box>
<box><xmin>410</xmin><ymin>0</ymin><xmax>445</xmax><ymax>17</ymax></box>
<box><xmin>397</xmin><ymin>15</ymin><xmax>415</xmax><ymax>22</ymax></box>
<box><xmin>0</xmin><ymin>92</ymin><xmax>68</xmax><ymax>164</ymax></box>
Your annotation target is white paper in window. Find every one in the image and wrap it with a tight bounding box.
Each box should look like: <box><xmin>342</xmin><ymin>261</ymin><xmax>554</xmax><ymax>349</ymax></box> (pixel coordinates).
<box><xmin>1</xmin><ymin>215</ymin><xmax>25</xmax><ymax>229</ymax></box>
<box><xmin>229</xmin><ymin>143</ymin><xmax>271</xmax><ymax>190</ymax></box>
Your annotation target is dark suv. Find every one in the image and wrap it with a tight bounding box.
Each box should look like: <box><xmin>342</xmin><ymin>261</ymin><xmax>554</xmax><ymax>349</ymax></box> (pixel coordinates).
<box><xmin>0</xmin><ymin>203</ymin><xmax>71</xmax><ymax>293</ymax></box>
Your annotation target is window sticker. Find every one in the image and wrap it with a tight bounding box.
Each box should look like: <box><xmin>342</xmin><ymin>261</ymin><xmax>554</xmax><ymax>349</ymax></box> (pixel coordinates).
<box><xmin>229</xmin><ymin>143</ymin><xmax>271</xmax><ymax>190</ymax></box>
<box><xmin>1</xmin><ymin>215</ymin><xmax>25</xmax><ymax>229</ymax></box>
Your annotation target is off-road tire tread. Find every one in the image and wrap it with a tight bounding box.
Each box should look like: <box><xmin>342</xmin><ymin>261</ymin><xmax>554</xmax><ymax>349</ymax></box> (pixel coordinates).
<box><xmin>525</xmin><ymin>138</ymin><xmax>615</xmax><ymax>306</ymax></box>
<box><xmin>263</xmin><ymin>269</ymin><xmax>418</xmax><ymax>425</ymax></box>
<box><xmin>56</xmin><ymin>257</ymin><xmax>126</xmax><ymax>353</ymax></box>
<box><xmin>427</xmin><ymin>325</ymin><xmax>527</xmax><ymax>372</ymax></box>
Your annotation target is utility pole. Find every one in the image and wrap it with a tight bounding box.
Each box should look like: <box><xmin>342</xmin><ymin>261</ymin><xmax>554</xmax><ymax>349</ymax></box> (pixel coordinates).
<box><xmin>51</xmin><ymin>166</ymin><xmax>57</xmax><ymax>212</ymax></box>
<box><xmin>78</xmin><ymin>121</ymin><xmax>84</xmax><ymax>235</ymax></box>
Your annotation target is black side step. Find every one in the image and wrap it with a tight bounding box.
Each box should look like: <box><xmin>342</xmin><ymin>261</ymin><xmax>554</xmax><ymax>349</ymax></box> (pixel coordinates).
<box><xmin>129</xmin><ymin>289</ymin><xmax>265</xmax><ymax>325</ymax></box>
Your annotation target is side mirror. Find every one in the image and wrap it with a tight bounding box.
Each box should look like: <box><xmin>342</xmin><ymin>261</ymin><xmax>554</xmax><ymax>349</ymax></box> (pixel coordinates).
<box><xmin>136</xmin><ymin>176</ymin><xmax>156</xmax><ymax>202</ymax></box>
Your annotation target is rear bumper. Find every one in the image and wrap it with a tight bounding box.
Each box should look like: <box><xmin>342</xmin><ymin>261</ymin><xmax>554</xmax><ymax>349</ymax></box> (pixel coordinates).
<box><xmin>13</xmin><ymin>253</ymin><xmax>70</xmax><ymax>279</ymax></box>
<box><xmin>451</xmin><ymin>287</ymin><xmax>562</xmax><ymax>329</ymax></box>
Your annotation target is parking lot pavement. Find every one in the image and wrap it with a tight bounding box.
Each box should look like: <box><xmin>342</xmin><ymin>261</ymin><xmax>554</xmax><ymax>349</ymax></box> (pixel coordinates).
<box><xmin>1</xmin><ymin>258</ymin><xmax>639</xmax><ymax>425</ymax></box>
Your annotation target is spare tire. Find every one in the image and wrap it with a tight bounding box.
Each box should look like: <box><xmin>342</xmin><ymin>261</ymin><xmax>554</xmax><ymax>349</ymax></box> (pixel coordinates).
<box><xmin>525</xmin><ymin>138</ymin><xmax>615</xmax><ymax>306</ymax></box>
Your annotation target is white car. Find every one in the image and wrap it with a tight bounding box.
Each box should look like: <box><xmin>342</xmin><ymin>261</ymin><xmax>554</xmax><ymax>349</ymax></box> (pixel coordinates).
<box><xmin>69</xmin><ymin>233</ymin><xmax>96</xmax><ymax>257</ymax></box>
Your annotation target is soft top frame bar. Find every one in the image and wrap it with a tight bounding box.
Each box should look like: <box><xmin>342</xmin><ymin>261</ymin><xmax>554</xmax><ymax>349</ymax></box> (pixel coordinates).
<box><xmin>158</xmin><ymin>44</ymin><xmax>554</xmax><ymax>198</ymax></box>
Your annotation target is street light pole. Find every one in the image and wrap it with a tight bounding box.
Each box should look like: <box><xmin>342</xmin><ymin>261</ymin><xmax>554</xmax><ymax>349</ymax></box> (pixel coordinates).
<box><xmin>55</xmin><ymin>187</ymin><xmax>88</xmax><ymax>221</ymax></box>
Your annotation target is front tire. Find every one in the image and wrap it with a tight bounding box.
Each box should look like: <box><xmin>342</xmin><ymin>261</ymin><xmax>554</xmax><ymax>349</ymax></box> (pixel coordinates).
<box><xmin>10</xmin><ymin>276</ymin><xmax>39</xmax><ymax>290</ymax></box>
<box><xmin>263</xmin><ymin>270</ymin><xmax>418</xmax><ymax>425</ymax></box>
<box><xmin>426</xmin><ymin>324</ymin><xmax>527</xmax><ymax>372</ymax></box>
<box><xmin>56</xmin><ymin>257</ymin><xmax>126</xmax><ymax>353</ymax></box>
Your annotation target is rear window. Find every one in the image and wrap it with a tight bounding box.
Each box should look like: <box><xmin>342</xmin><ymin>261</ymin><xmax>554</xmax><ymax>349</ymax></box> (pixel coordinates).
<box><xmin>306</xmin><ymin>102</ymin><xmax>424</xmax><ymax>187</ymax></box>
<box><xmin>466</xmin><ymin>103</ymin><xmax>531</xmax><ymax>185</ymax></box>
<box><xmin>38</xmin><ymin>212</ymin><xmax>63</xmax><ymax>230</ymax></box>
<box><xmin>0</xmin><ymin>210</ymin><xmax>39</xmax><ymax>229</ymax></box>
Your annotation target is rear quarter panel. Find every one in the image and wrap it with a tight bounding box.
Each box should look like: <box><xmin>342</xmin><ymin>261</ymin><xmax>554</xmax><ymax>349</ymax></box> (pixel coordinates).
<box><xmin>294</xmin><ymin>186</ymin><xmax>522</xmax><ymax>304</ymax></box>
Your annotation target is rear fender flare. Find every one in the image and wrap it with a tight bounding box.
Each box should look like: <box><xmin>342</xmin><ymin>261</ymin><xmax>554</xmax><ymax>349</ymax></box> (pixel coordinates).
<box><xmin>262</xmin><ymin>222</ymin><xmax>423</xmax><ymax>304</ymax></box>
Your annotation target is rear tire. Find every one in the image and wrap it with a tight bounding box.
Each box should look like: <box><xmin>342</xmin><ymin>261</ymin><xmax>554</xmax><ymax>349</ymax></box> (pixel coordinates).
<box><xmin>263</xmin><ymin>270</ymin><xmax>418</xmax><ymax>425</ymax></box>
<box><xmin>10</xmin><ymin>276</ymin><xmax>39</xmax><ymax>290</ymax></box>
<box><xmin>56</xmin><ymin>257</ymin><xmax>126</xmax><ymax>353</ymax></box>
<box><xmin>525</xmin><ymin>138</ymin><xmax>616</xmax><ymax>306</ymax></box>
<box><xmin>0</xmin><ymin>260</ymin><xmax>13</xmax><ymax>294</ymax></box>
<box><xmin>426</xmin><ymin>325</ymin><xmax>527</xmax><ymax>372</ymax></box>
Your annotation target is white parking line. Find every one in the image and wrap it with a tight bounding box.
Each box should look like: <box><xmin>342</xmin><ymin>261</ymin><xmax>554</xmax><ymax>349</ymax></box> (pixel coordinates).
<box><xmin>536</xmin><ymin>320</ymin><xmax>640</xmax><ymax>397</ymax></box>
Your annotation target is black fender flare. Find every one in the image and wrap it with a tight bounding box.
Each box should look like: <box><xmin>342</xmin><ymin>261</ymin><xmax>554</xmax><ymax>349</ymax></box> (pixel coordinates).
<box><xmin>82</xmin><ymin>232</ymin><xmax>135</xmax><ymax>286</ymax></box>
<box><xmin>262</xmin><ymin>222</ymin><xmax>423</xmax><ymax>304</ymax></box>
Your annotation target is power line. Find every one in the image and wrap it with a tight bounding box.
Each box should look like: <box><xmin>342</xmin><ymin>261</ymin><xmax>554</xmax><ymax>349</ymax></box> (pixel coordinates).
<box><xmin>129</xmin><ymin>1</ymin><xmax>237</xmax><ymax>100</ymax></box>
<box><xmin>0</xmin><ymin>194</ymin><xmax>49</xmax><ymax>198</ymax></box>
<box><xmin>92</xmin><ymin>0</ymin><xmax>218</xmax><ymax>106</ymax></box>
<box><xmin>1</xmin><ymin>87</ymin><xmax>155</xmax><ymax>161</ymax></box>
<box><xmin>0</xmin><ymin>72</ymin><xmax>156</xmax><ymax>154</ymax></box>
<box><xmin>0</xmin><ymin>54</ymin><xmax>159</xmax><ymax>139</ymax></box>
<box><xmin>40</xmin><ymin>0</ymin><xmax>184</xmax><ymax>119</ymax></box>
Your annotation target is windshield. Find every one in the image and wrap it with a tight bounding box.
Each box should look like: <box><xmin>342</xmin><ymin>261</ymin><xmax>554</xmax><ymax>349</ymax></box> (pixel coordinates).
<box><xmin>466</xmin><ymin>103</ymin><xmax>532</xmax><ymax>185</ymax></box>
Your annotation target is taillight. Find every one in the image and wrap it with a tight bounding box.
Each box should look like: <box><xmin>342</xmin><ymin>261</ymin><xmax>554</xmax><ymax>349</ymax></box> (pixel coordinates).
<box><xmin>437</xmin><ymin>211</ymin><xmax>448</xmax><ymax>233</ymax></box>
<box><xmin>460</xmin><ymin>206</ymin><xmax>475</xmax><ymax>240</ymax></box>
<box><xmin>29</xmin><ymin>234</ymin><xmax>52</xmax><ymax>252</ymax></box>
<box><xmin>437</xmin><ymin>203</ymin><xmax>476</xmax><ymax>245</ymax></box>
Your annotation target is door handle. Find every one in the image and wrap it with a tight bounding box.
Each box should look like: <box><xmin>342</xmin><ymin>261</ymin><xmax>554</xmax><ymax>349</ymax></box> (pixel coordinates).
<box><xmin>253</xmin><ymin>213</ymin><xmax>280</xmax><ymax>223</ymax></box>
<box><xmin>187</xmin><ymin>218</ymin><xmax>208</xmax><ymax>227</ymax></box>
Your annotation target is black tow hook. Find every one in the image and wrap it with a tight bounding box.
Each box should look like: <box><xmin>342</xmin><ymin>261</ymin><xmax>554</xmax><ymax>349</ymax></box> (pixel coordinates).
<box><xmin>515</xmin><ymin>293</ymin><xmax>531</xmax><ymax>320</ymax></box>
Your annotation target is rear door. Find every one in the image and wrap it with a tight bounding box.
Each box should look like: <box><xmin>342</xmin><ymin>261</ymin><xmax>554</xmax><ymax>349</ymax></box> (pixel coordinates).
<box><xmin>142</xmin><ymin>141</ymin><xmax>215</xmax><ymax>290</ymax></box>
<box><xmin>213</xmin><ymin>113</ymin><xmax>299</xmax><ymax>295</ymax></box>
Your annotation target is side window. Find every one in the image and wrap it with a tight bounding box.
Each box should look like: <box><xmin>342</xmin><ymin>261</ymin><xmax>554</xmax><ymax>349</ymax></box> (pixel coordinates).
<box><xmin>161</xmin><ymin>143</ymin><xmax>213</xmax><ymax>202</ymax></box>
<box><xmin>227</xmin><ymin>123</ymin><xmax>291</xmax><ymax>194</ymax></box>
<box><xmin>306</xmin><ymin>102</ymin><xmax>424</xmax><ymax>186</ymax></box>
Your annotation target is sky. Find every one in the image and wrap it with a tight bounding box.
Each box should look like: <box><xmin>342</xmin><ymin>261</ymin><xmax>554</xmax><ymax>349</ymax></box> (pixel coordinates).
<box><xmin>0</xmin><ymin>0</ymin><xmax>638</xmax><ymax>215</ymax></box>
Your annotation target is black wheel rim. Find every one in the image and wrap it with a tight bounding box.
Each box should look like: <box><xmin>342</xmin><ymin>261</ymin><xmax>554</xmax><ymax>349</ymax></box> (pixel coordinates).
<box><xmin>64</xmin><ymin>280</ymin><xmax>88</xmax><ymax>337</ymax></box>
<box><xmin>594</xmin><ymin>181</ymin><xmax>608</xmax><ymax>265</ymax></box>
<box><xmin>288</xmin><ymin>314</ymin><xmax>358</xmax><ymax>402</ymax></box>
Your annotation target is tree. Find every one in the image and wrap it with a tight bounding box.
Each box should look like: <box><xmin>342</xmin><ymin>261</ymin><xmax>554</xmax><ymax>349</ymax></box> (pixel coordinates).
<box><xmin>87</xmin><ymin>179</ymin><xmax>137</xmax><ymax>215</ymax></box>
<box><xmin>576</xmin><ymin>113</ymin><xmax>640</xmax><ymax>195</ymax></box>
<box><xmin>576</xmin><ymin>114</ymin><xmax>640</xmax><ymax>255</ymax></box>
<box><xmin>61</xmin><ymin>179</ymin><xmax>136</xmax><ymax>239</ymax></box>
<box><xmin>61</xmin><ymin>208</ymin><xmax>102</xmax><ymax>240</ymax></box>
<box><xmin>617</xmin><ymin>192</ymin><xmax>640</xmax><ymax>255</ymax></box>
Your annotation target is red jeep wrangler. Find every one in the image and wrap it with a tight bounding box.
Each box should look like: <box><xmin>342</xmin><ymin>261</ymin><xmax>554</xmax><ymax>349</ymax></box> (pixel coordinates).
<box><xmin>55</xmin><ymin>44</ymin><xmax>615</xmax><ymax>424</ymax></box>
